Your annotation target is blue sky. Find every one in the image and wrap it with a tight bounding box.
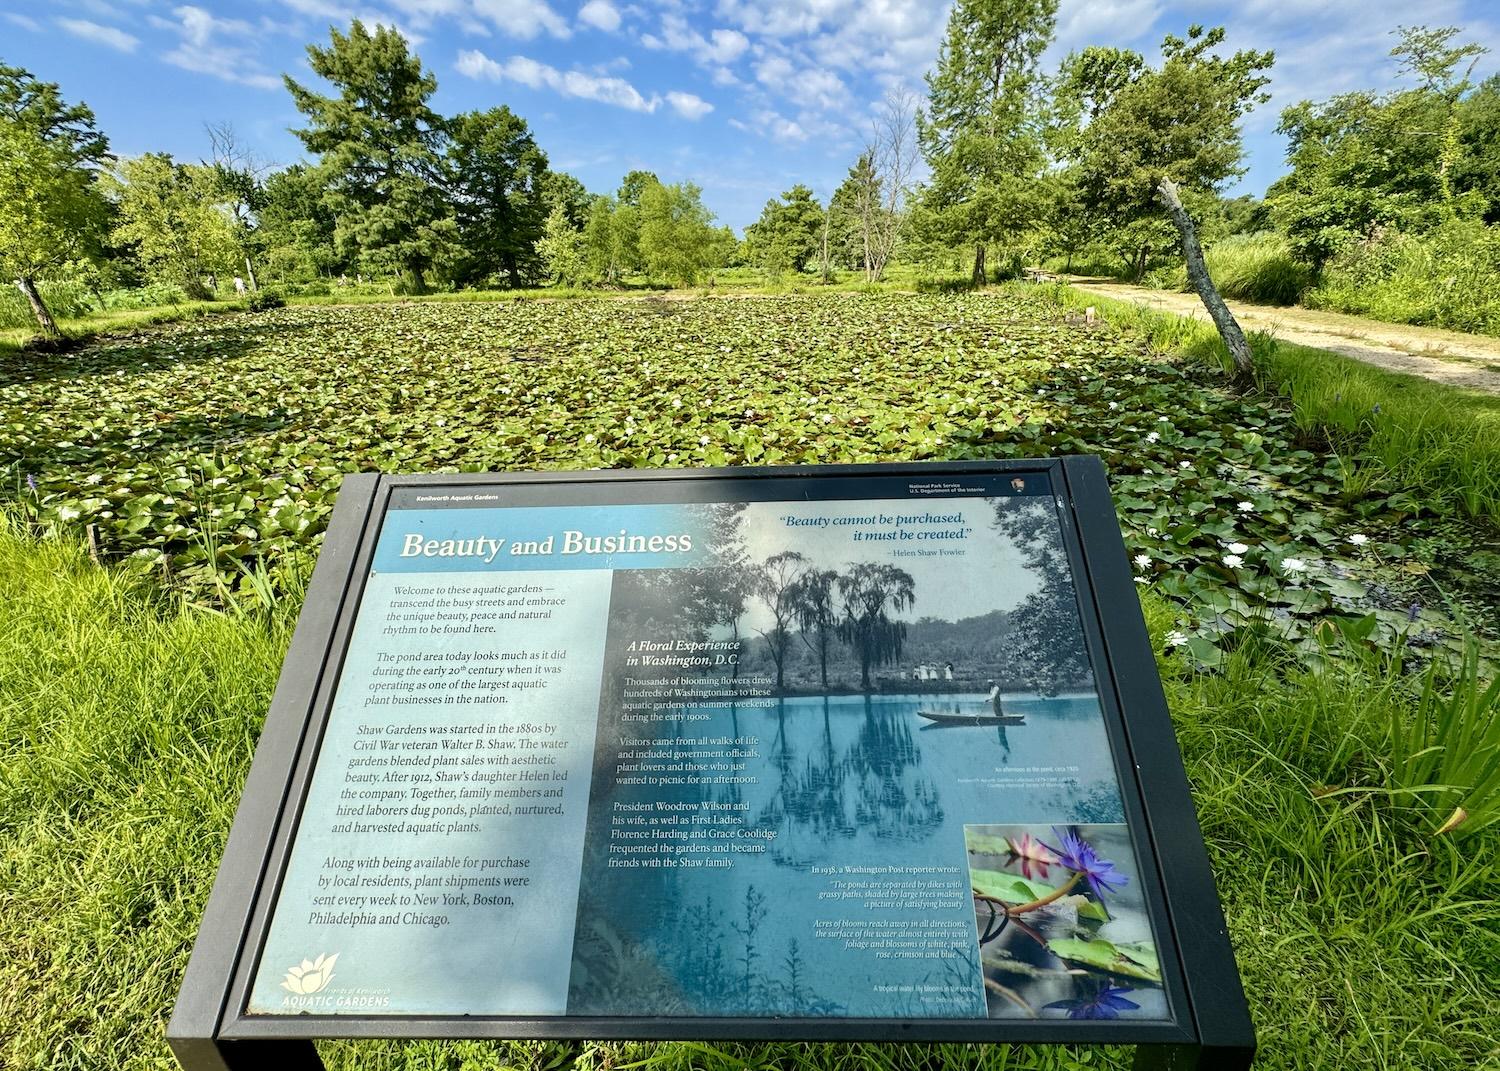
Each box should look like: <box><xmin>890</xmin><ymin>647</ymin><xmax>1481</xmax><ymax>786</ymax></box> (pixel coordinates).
<box><xmin>3</xmin><ymin>0</ymin><xmax>1497</xmax><ymax>232</ymax></box>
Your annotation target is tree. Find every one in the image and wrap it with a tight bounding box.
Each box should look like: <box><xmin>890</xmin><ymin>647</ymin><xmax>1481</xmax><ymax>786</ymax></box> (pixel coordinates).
<box><xmin>583</xmin><ymin>195</ymin><xmax>619</xmax><ymax>283</ymax></box>
<box><xmin>444</xmin><ymin>106</ymin><xmax>549</xmax><ymax>287</ymax></box>
<box><xmin>991</xmin><ymin>499</ymin><xmax>1089</xmax><ymax>694</ymax></box>
<box><xmin>638</xmin><ymin>179</ymin><xmax>718</xmax><ymax>285</ymax></box>
<box><xmin>258</xmin><ymin>164</ymin><xmax>342</xmax><ymax>282</ymax></box>
<box><xmin>536</xmin><ymin>203</ymin><xmax>586</xmax><ymax>286</ymax></box>
<box><xmin>203</xmin><ymin>121</ymin><xmax>266</xmax><ymax>291</ymax></box>
<box><xmin>284</xmin><ymin>20</ymin><xmax>450</xmax><ymax>292</ymax></box>
<box><xmin>920</xmin><ymin>0</ymin><xmax>1059</xmax><ymax>285</ymax></box>
<box><xmin>836</xmin><ymin>563</ymin><xmax>916</xmax><ymax>692</ymax></box>
<box><xmin>1270</xmin><ymin>26</ymin><xmax>1490</xmax><ymax>264</ymax></box>
<box><xmin>110</xmin><ymin>154</ymin><xmax>239</xmax><ymax>298</ymax></box>
<box><xmin>1054</xmin><ymin>25</ymin><xmax>1273</xmax><ymax>373</ymax></box>
<box><xmin>613</xmin><ymin>169</ymin><xmax>657</xmax><ymax>273</ymax></box>
<box><xmin>790</xmin><ymin>568</ymin><xmax>840</xmax><ymax>689</ymax></box>
<box><xmin>753</xmin><ymin>551</ymin><xmax>808</xmax><ymax>692</ymax></box>
<box><xmin>745</xmin><ymin>184</ymin><xmax>824</xmax><ymax>277</ymax></box>
<box><xmin>857</xmin><ymin>89</ymin><xmax>919</xmax><ymax>282</ymax></box>
<box><xmin>0</xmin><ymin>65</ymin><xmax>111</xmax><ymax>336</ymax></box>
<box><xmin>1455</xmin><ymin>75</ymin><xmax>1500</xmax><ymax>224</ymax></box>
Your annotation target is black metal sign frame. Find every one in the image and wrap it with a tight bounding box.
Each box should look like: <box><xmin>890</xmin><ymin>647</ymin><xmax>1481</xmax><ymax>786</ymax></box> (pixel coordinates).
<box><xmin>168</xmin><ymin>458</ymin><xmax>1254</xmax><ymax>1070</ymax></box>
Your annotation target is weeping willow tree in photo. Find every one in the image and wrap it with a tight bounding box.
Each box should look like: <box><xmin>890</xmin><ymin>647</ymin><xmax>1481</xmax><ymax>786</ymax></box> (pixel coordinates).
<box><xmin>836</xmin><ymin>563</ymin><xmax>916</xmax><ymax>691</ymax></box>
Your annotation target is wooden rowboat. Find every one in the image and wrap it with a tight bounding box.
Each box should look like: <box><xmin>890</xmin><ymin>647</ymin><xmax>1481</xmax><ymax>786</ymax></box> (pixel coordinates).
<box><xmin>917</xmin><ymin>710</ymin><xmax>1026</xmax><ymax>727</ymax></box>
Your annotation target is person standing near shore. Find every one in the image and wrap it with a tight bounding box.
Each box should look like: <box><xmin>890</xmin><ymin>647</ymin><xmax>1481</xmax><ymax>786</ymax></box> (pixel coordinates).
<box><xmin>987</xmin><ymin>680</ymin><xmax>1004</xmax><ymax>717</ymax></box>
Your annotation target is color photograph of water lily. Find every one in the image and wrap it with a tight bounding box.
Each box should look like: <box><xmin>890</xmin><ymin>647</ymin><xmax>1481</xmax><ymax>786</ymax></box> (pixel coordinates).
<box><xmin>964</xmin><ymin>824</ymin><xmax>1167</xmax><ymax>1021</ymax></box>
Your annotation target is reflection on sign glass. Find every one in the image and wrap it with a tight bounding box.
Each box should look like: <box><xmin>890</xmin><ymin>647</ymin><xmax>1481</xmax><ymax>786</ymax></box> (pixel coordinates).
<box><xmin>247</xmin><ymin>475</ymin><xmax>1172</xmax><ymax>1023</ymax></box>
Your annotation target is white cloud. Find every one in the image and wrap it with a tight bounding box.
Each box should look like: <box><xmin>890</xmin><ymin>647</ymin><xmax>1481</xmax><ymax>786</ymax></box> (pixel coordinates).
<box><xmin>5</xmin><ymin>12</ymin><xmax>40</xmax><ymax>31</ymax></box>
<box><xmin>1052</xmin><ymin>0</ymin><xmax>1163</xmax><ymax>55</ymax></box>
<box><xmin>472</xmin><ymin>0</ymin><xmax>571</xmax><ymax>39</ymax></box>
<box><xmin>578</xmin><ymin>0</ymin><xmax>621</xmax><ymax>32</ymax></box>
<box><xmin>754</xmin><ymin>54</ymin><xmax>794</xmax><ymax>86</ymax></box>
<box><xmin>457</xmin><ymin>48</ymin><xmax>661</xmax><ymax>111</ymax></box>
<box><xmin>642</xmin><ymin>13</ymin><xmax>748</xmax><ymax>67</ymax></box>
<box><xmin>151</xmin><ymin>6</ymin><xmax>282</xmax><ymax>90</ymax></box>
<box><xmin>56</xmin><ymin>18</ymin><xmax>140</xmax><ymax>53</ymax></box>
<box><xmin>729</xmin><ymin>107</ymin><xmax>807</xmax><ymax>143</ymax></box>
<box><xmin>666</xmin><ymin>90</ymin><xmax>714</xmax><ymax>119</ymax></box>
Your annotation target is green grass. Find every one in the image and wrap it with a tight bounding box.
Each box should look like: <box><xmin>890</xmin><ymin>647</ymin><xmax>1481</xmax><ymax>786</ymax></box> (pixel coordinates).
<box><xmin>1305</xmin><ymin>220</ymin><xmax>1500</xmax><ymax>338</ymax></box>
<box><xmin>1</xmin><ymin>523</ymin><xmax>1494</xmax><ymax>1070</ymax></box>
<box><xmin>1142</xmin><ymin>234</ymin><xmax>1314</xmax><ymax>307</ymax></box>
<box><xmin>1043</xmin><ymin>282</ymin><xmax>1500</xmax><ymax>526</ymax></box>
<box><xmin>3</xmin><ymin>287</ymin><xmax>1498</xmax><ymax>1068</ymax></box>
<box><xmin>0</xmin><ymin>299</ymin><xmax>240</xmax><ymax>355</ymax></box>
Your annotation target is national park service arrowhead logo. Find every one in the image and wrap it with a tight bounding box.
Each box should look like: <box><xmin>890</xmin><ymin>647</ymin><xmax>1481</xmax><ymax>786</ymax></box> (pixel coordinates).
<box><xmin>280</xmin><ymin>952</ymin><xmax>339</xmax><ymax>995</ymax></box>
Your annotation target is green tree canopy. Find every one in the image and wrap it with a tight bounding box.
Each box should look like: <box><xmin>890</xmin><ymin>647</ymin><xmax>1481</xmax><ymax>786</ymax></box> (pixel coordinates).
<box><xmin>444</xmin><ymin>106</ymin><xmax>549</xmax><ymax>287</ymax></box>
<box><xmin>285</xmin><ymin>20</ymin><xmax>450</xmax><ymax>292</ymax></box>
<box><xmin>257</xmin><ymin>163</ymin><xmax>343</xmax><ymax>282</ymax></box>
<box><xmin>638</xmin><ymin>179</ymin><xmax>718</xmax><ymax>285</ymax></box>
<box><xmin>744</xmin><ymin>184</ymin><xmax>825</xmax><ymax>277</ymax></box>
<box><xmin>0</xmin><ymin>64</ymin><xmax>112</xmax><ymax>334</ymax></box>
<box><xmin>1052</xmin><ymin>25</ymin><xmax>1273</xmax><ymax>278</ymax></box>
<box><xmin>109</xmin><ymin>153</ymin><xmax>239</xmax><ymax>299</ymax></box>
<box><xmin>920</xmin><ymin>0</ymin><xmax>1059</xmax><ymax>283</ymax></box>
<box><xmin>1269</xmin><ymin>25</ymin><xmax>1491</xmax><ymax>265</ymax></box>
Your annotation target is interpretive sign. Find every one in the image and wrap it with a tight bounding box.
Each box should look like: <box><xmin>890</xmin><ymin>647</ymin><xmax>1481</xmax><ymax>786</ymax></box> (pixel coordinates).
<box><xmin>169</xmin><ymin>459</ymin><xmax>1253</xmax><ymax>1070</ymax></box>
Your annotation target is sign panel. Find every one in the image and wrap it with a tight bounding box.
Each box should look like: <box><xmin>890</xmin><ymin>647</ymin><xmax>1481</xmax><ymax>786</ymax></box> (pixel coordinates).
<box><xmin>170</xmin><ymin>461</ymin><xmax>1253</xmax><ymax>1070</ymax></box>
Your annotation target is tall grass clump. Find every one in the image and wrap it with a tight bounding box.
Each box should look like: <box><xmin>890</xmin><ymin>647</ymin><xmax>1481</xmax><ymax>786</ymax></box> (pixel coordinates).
<box><xmin>1306</xmin><ymin>220</ymin><xmax>1500</xmax><ymax>336</ymax></box>
<box><xmin>0</xmin><ymin>519</ymin><xmax>296</xmax><ymax>1070</ymax></box>
<box><xmin>1145</xmin><ymin>233</ymin><xmax>1314</xmax><ymax>306</ymax></box>
<box><xmin>1382</xmin><ymin>642</ymin><xmax>1500</xmax><ymax>838</ymax></box>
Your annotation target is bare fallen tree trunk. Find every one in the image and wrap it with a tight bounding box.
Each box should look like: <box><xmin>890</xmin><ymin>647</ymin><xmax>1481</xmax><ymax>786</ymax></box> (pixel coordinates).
<box><xmin>15</xmin><ymin>278</ymin><xmax>59</xmax><ymax>338</ymax></box>
<box><xmin>1157</xmin><ymin>176</ymin><xmax>1253</xmax><ymax>376</ymax></box>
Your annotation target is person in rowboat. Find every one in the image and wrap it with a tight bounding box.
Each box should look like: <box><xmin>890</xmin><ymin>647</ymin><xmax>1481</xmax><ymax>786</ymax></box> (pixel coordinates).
<box><xmin>986</xmin><ymin>680</ymin><xmax>1005</xmax><ymax>718</ymax></box>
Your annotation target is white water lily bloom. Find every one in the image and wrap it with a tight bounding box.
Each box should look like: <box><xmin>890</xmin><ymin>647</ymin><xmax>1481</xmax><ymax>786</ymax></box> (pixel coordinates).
<box><xmin>1158</xmin><ymin>416</ymin><xmax>1171</xmax><ymax>422</ymax></box>
<box><xmin>1166</xmin><ymin>630</ymin><xmax>1188</xmax><ymax>646</ymax></box>
<box><xmin>1283</xmin><ymin>557</ymin><xmax>1307</xmax><ymax>572</ymax></box>
<box><xmin>1348</xmin><ymin>534</ymin><xmax>1369</xmax><ymax>545</ymax></box>
<box><xmin>822</xmin><ymin>413</ymin><xmax>834</xmax><ymax>423</ymax></box>
<box><xmin>1134</xmin><ymin>575</ymin><xmax>1148</xmax><ymax>584</ymax></box>
<box><xmin>1146</xmin><ymin>431</ymin><xmax>1160</xmax><ymax>443</ymax></box>
<box><xmin>1237</xmin><ymin>501</ymin><xmax>1254</xmax><ymax>512</ymax></box>
<box><xmin>1227</xmin><ymin>542</ymin><xmax>1249</xmax><ymax>555</ymax></box>
<box><xmin>1109</xmin><ymin>401</ymin><xmax>1119</xmax><ymax>410</ymax></box>
<box><xmin>699</xmin><ymin>435</ymin><xmax>710</xmax><ymax>446</ymax></box>
<box><xmin>1146</xmin><ymin>526</ymin><xmax>1160</xmax><ymax>536</ymax></box>
<box><xmin>1133</xmin><ymin>553</ymin><xmax>1151</xmax><ymax>568</ymax></box>
<box><xmin>1178</xmin><ymin>461</ymin><xmax>1191</xmax><ymax>469</ymax></box>
<box><xmin>584</xmin><ymin>434</ymin><xmax>595</xmax><ymax>443</ymax></box>
<box><xmin>744</xmin><ymin>409</ymin><xmax>755</xmax><ymax>419</ymax></box>
<box><xmin>1223</xmin><ymin>554</ymin><xmax>1244</xmax><ymax>568</ymax></box>
<box><xmin>671</xmin><ymin>397</ymin><xmax>682</xmax><ymax>408</ymax></box>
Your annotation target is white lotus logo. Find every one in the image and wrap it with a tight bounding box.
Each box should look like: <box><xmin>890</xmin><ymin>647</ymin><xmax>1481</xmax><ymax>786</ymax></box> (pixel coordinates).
<box><xmin>280</xmin><ymin>952</ymin><xmax>338</xmax><ymax>995</ymax></box>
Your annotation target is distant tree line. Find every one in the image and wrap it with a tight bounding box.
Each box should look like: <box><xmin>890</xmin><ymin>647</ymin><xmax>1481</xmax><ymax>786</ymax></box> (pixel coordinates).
<box><xmin>4</xmin><ymin>8</ymin><xmax>1498</xmax><ymax>338</ymax></box>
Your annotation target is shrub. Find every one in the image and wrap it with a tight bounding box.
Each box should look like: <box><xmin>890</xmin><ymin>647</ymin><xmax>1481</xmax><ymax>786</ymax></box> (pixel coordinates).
<box><xmin>1305</xmin><ymin>219</ymin><xmax>1500</xmax><ymax>335</ymax></box>
<box><xmin>245</xmin><ymin>288</ymin><xmax>286</xmax><ymax>311</ymax></box>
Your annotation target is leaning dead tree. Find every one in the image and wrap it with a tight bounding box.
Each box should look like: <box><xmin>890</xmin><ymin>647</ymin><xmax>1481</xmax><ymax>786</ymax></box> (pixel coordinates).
<box><xmin>1156</xmin><ymin>176</ymin><xmax>1254</xmax><ymax>376</ymax></box>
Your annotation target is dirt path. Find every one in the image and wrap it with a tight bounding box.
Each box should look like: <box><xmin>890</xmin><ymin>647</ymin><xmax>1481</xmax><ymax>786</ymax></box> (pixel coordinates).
<box><xmin>1062</xmin><ymin>277</ymin><xmax>1500</xmax><ymax>395</ymax></box>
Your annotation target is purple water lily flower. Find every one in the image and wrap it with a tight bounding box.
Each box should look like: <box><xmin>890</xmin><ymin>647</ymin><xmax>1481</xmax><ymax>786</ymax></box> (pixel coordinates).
<box><xmin>1045</xmin><ymin>826</ymin><xmax>1129</xmax><ymax>901</ymax></box>
<box><xmin>1044</xmin><ymin>984</ymin><xmax>1141</xmax><ymax>1020</ymax></box>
